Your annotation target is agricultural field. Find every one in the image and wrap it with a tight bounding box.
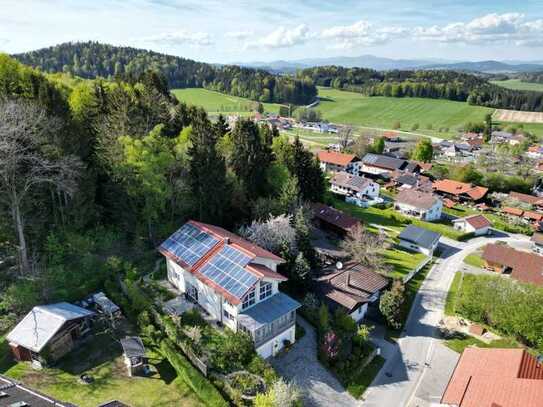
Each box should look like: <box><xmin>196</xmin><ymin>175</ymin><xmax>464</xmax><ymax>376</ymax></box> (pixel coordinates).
<box><xmin>172</xmin><ymin>88</ymin><xmax>281</xmax><ymax>115</ymax></box>
<box><xmin>316</xmin><ymin>87</ymin><xmax>494</xmax><ymax>138</ymax></box>
<box><xmin>491</xmin><ymin>79</ymin><xmax>543</xmax><ymax>92</ymax></box>
<box><xmin>493</xmin><ymin>109</ymin><xmax>543</xmax><ymax>124</ymax></box>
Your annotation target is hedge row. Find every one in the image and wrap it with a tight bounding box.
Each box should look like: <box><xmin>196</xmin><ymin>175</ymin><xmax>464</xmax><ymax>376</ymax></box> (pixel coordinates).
<box><xmin>160</xmin><ymin>339</ymin><xmax>228</xmax><ymax>407</ymax></box>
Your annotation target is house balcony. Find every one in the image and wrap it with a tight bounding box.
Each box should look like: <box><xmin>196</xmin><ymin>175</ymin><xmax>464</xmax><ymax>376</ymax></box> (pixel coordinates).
<box><xmin>237</xmin><ymin>292</ymin><xmax>301</xmax><ymax>348</ymax></box>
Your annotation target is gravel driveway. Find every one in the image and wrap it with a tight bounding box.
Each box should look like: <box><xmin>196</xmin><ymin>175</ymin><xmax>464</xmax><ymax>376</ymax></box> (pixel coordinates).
<box><xmin>271</xmin><ymin>317</ymin><xmax>359</xmax><ymax>407</ymax></box>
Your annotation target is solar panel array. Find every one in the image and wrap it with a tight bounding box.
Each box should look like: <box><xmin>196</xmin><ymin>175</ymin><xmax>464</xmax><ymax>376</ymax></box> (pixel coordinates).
<box><xmin>160</xmin><ymin>223</ymin><xmax>219</xmax><ymax>266</ymax></box>
<box><xmin>199</xmin><ymin>245</ymin><xmax>257</xmax><ymax>299</ymax></box>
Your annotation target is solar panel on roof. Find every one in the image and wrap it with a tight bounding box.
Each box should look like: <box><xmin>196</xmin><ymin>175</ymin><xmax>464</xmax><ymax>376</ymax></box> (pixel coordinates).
<box><xmin>199</xmin><ymin>246</ymin><xmax>257</xmax><ymax>299</ymax></box>
<box><xmin>160</xmin><ymin>223</ymin><xmax>218</xmax><ymax>266</ymax></box>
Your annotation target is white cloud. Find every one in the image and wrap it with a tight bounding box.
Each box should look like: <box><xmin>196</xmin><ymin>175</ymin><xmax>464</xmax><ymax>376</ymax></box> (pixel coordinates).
<box><xmin>320</xmin><ymin>20</ymin><xmax>405</xmax><ymax>49</ymax></box>
<box><xmin>225</xmin><ymin>30</ymin><xmax>253</xmax><ymax>40</ymax></box>
<box><xmin>414</xmin><ymin>13</ymin><xmax>543</xmax><ymax>46</ymax></box>
<box><xmin>245</xmin><ymin>24</ymin><xmax>311</xmax><ymax>49</ymax></box>
<box><xmin>140</xmin><ymin>30</ymin><xmax>213</xmax><ymax>46</ymax></box>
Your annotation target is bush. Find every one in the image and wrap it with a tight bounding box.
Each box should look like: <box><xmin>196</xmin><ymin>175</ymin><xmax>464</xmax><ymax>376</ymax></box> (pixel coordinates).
<box><xmin>160</xmin><ymin>339</ymin><xmax>228</xmax><ymax>407</ymax></box>
<box><xmin>210</xmin><ymin>331</ymin><xmax>255</xmax><ymax>373</ymax></box>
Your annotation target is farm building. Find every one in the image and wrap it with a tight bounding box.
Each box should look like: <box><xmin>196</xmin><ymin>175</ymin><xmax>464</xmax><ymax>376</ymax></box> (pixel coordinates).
<box><xmin>6</xmin><ymin>302</ymin><xmax>94</xmax><ymax>365</ymax></box>
<box><xmin>481</xmin><ymin>243</ymin><xmax>543</xmax><ymax>286</ymax></box>
<box><xmin>311</xmin><ymin>203</ymin><xmax>362</xmax><ymax>236</ymax></box>
<box><xmin>361</xmin><ymin>153</ymin><xmax>410</xmax><ymax>176</ymax></box>
<box><xmin>398</xmin><ymin>225</ymin><xmax>441</xmax><ymax>256</ymax></box>
<box><xmin>452</xmin><ymin>214</ymin><xmax>491</xmax><ymax>236</ymax></box>
<box><xmin>315</xmin><ymin>262</ymin><xmax>389</xmax><ymax>322</ymax></box>
<box><xmin>394</xmin><ymin>189</ymin><xmax>443</xmax><ymax>221</ymax></box>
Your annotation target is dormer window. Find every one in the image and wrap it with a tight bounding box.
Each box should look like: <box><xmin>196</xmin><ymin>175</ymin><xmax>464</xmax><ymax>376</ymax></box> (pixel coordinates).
<box><xmin>260</xmin><ymin>282</ymin><xmax>272</xmax><ymax>300</ymax></box>
<box><xmin>242</xmin><ymin>288</ymin><xmax>256</xmax><ymax>310</ymax></box>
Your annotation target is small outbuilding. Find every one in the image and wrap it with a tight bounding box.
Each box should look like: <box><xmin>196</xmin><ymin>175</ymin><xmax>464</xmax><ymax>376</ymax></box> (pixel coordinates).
<box><xmin>7</xmin><ymin>302</ymin><xmax>94</xmax><ymax>365</ymax></box>
<box><xmin>452</xmin><ymin>214</ymin><xmax>491</xmax><ymax>236</ymax></box>
<box><xmin>120</xmin><ymin>336</ymin><xmax>147</xmax><ymax>377</ymax></box>
<box><xmin>398</xmin><ymin>225</ymin><xmax>441</xmax><ymax>256</ymax></box>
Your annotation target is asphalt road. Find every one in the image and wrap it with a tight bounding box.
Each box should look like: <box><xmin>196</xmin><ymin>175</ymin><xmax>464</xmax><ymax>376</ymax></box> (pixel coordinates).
<box><xmin>362</xmin><ymin>232</ymin><xmax>531</xmax><ymax>407</ymax></box>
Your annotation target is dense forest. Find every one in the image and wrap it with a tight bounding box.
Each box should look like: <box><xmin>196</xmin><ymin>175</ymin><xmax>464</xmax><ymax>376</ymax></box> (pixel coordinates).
<box><xmin>13</xmin><ymin>42</ymin><xmax>318</xmax><ymax>105</ymax></box>
<box><xmin>0</xmin><ymin>53</ymin><xmax>324</xmax><ymax>329</ymax></box>
<box><xmin>302</xmin><ymin>66</ymin><xmax>543</xmax><ymax>112</ymax></box>
<box><xmin>517</xmin><ymin>72</ymin><xmax>543</xmax><ymax>84</ymax></box>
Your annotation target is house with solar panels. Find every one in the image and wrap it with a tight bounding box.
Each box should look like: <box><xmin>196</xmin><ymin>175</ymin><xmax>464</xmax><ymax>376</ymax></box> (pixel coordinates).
<box><xmin>159</xmin><ymin>220</ymin><xmax>301</xmax><ymax>358</ymax></box>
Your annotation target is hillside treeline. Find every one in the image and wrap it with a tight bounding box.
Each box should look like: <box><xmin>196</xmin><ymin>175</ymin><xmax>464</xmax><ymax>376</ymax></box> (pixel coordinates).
<box><xmin>302</xmin><ymin>66</ymin><xmax>543</xmax><ymax>112</ymax></box>
<box><xmin>517</xmin><ymin>72</ymin><xmax>543</xmax><ymax>84</ymax></box>
<box><xmin>0</xmin><ymin>54</ymin><xmax>324</xmax><ymax>323</ymax></box>
<box><xmin>13</xmin><ymin>42</ymin><xmax>317</xmax><ymax>105</ymax></box>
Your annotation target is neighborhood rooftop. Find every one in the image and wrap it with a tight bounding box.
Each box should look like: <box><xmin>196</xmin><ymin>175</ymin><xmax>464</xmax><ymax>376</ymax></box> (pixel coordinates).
<box><xmin>395</xmin><ymin>189</ymin><xmax>440</xmax><ymax>210</ymax></box>
<box><xmin>442</xmin><ymin>348</ymin><xmax>543</xmax><ymax>407</ymax></box>
<box><xmin>6</xmin><ymin>302</ymin><xmax>94</xmax><ymax>353</ymax></box>
<box><xmin>362</xmin><ymin>153</ymin><xmax>407</xmax><ymax>171</ymax></box>
<box><xmin>0</xmin><ymin>374</ymin><xmax>76</xmax><ymax>407</ymax></box>
<box><xmin>316</xmin><ymin>262</ymin><xmax>389</xmax><ymax>312</ymax></box>
<box><xmin>331</xmin><ymin>172</ymin><xmax>373</xmax><ymax>192</ymax></box>
<box><xmin>432</xmin><ymin>179</ymin><xmax>488</xmax><ymax>200</ymax></box>
<box><xmin>238</xmin><ymin>292</ymin><xmax>301</xmax><ymax>331</ymax></box>
<box><xmin>482</xmin><ymin>243</ymin><xmax>543</xmax><ymax>286</ymax></box>
<box><xmin>398</xmin><ymin>225</ymin><xmax>441</xmax><ymax>250</ymax></box>
<box><xmin>312</xmin><ymin>202</ymin><xmax>361</xmax><ymax>233</ymax></box>
<box><xmin>455</xmin><ymin>214</ymin><xmax>491</xmax><ymax>230</ymax></box>
<box><xmin>317</xmin><ymin>150</ymin><xmax>358</xmax><ymax>166</ymax></box>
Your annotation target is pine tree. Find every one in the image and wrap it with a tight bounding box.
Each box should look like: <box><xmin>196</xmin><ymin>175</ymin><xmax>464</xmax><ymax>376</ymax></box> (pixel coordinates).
<box><xmin>188</xmin><ymin>108</ymin><xmax>230</xmax><ymax>225</ymax></box>
<box><xmin>286</xmin><ymin>136</ymin><xmax>325</xmax><ymax>202</ymax></box>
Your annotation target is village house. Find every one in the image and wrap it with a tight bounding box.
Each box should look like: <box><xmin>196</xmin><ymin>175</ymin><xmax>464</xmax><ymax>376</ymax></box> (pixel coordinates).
<box><xmin>0</xmin><ymin>374</ymin><xmax>77</xmax><ymax>406</ymax></box>
<box><xmin>394</xmin><ymin>189</ymin><xmax>443</xmax><ymax>221</ymax></box>
<box><xmin>361</xmin><ymin>153</ymin><xmax>412</xmax><ymax>177</ymax></box>
<box><xmin>315</xmin><ymin>262</ymin><xmax>389</xmax><ymax>322</ymax></box>
<box><xmin>330</xmin><ymin>172</ymin><xmax>379</xmax><ymax>199</ymax></box>
<box><xmin>317</xmin><ymin>150</ymin><xmax>361</xmax><ymax>175</ymax></box>
<box><xmin>434</xmin><ymin>140</ymin><xmax>478</xmax><ymax>162</ymax></box>
<box><xmin>452</xmin><ymin>214</ymin><xmax>491</xmax><ymax>236</ymax></box>
<box><xmin>481</xmin><ymin>243</ymin><xmax>543</xmax><ymax>286</ymax></box>
<box><xmin>491</xmin><ymin>130</ymin><xmax>525</xmax><ymax>145</ymax></box>
<box><xmin>508</xmin><ymin>191</ymin><xmax>543</xmax><ymax>209</ymax></box>
<box><xmin>6</xmin><ymin>302</ymin><xmax>94</xmax><ymax>365</ymax></box>
<box><xmin>441</xmin><ymin>348</ymin><xmax>543</xmax><ymax>407</ymax></box>
<box><xmin>432</xmin><ymin>179</ymin><xmax>488</xmax><ymax>203</ymax></box>
<box><xmin>311</xmin><ymin>202</ymin><xmax>362</xmax><ymax>237</ymax></box>
<box><xmin>382</xmin><ymin>132</ymin><xmax>402</xmax><ymax>142</ymax></box>
<box><xmin>526</xmin><ymin>145</ymin><xmax>543</xmax><ymax>160</ymax></box>
<box><xmin>387</xmin><ymin>171</ymin><xmax>432</xmax><ymax>191</ymax></box>
<box><xmin>398</xmin><ymin>225</ymin><xmax>441</xmax><ymax>256</ymax></box>
<box><xmin>159</xmin><ymin>220</ymin><xmax>301</xmax><ymax>358</ymax></box>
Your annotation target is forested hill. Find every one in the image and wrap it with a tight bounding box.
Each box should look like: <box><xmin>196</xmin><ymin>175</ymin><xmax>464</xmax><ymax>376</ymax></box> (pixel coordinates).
<box><xmin>13</xmin><ymin>41</ymin><xmax>317</xmax><ymax>105</ymax></box>
<box><xmin>518</xmin><ymin>72</ymin><xmax>543</xmax><ymax>84</ymax></box>
<box><xmin>301</xmin><ymin>66</ymin><xmax>543</xmax><ymax>112</ymax></box>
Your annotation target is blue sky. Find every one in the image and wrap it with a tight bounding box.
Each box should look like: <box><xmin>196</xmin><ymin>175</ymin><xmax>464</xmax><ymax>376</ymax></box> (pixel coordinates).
<box><xmin>2</xmin><ymin>0</ymin><xmax>543</xmax><ymax>63</ymax></box>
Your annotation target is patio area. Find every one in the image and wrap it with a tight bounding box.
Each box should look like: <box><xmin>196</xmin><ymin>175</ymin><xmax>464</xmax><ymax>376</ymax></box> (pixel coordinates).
<box><xmin>160</xmin><ymin>283</ymin><xmax>219</xmax><ymax>327</ymax></box>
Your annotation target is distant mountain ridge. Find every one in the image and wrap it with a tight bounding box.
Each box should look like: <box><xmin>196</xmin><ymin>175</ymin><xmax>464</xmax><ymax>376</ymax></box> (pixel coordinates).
<box><xmin>238</xmin><ymin>55</ymin><xmax>543</xmax><ymax>74</ymax></box>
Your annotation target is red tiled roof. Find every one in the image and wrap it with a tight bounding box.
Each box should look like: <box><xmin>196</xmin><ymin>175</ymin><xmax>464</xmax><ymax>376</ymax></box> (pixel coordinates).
<box><xmin>524</xmin><ymin>211</ymin><xmax>543</xmax><ymax>221</ymax></box>
<box><xmin>510</xmin><ymin>192</ymin><xmax>543</xmax><ymax>206</ymax></box>
<box><xmin>432</xmin><ymin>179</ymin><xmax>488</xmax><ymax>201</ymax></box>
<box><xmin>443</xmin><ymin>198</ymin><xmax>456</xmax><ymax>208</ymax></box>
<box><xmin>317</xmin><ymin>150</ymin><xmax>357</xmax><ymax>167</ymax></box>
<box><xmin>482</xmin><ymin>243</ymin><xmax>543</xmax><ymax>286</ymax></box>
<box><xmin>463</xmin><ymin>214</ymin><xmax>491</xmax><ymax>230</ymax></box>
<box><xmin>442</xmin><ymin>348</ymin><xmax>543</xmax><ymax>407</ymax></box>
<box><xmin>312</xmin><ymin>203</ymin><xmax>361</xmax><ymax>233</ymax></box>
<box><xmin>502</xmin><ymin>206</ymin><xmax>524</xmax><ymax>217</ymax></box>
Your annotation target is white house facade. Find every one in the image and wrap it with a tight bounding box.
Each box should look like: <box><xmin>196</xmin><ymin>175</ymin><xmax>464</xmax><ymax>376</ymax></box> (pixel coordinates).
<box><xmin>452</xmin><ymin>215</ymin><xmax>491</xmax><ymax>236</ymax></box>
<box><xmin>398</xmin><ymin>225</ymin><xmax>441</xmax><ymax>256</ymax></box>
<box><xmin>330</xmin><ymin>172</ymin><xmax>380</xmax><ymax>200</ymax></box>
<box><xmin>317</xmin><ymin>151</ymin><xmax>361</xmax><ymax>175</ymax></box>
<box><xmin>394</xmin><ymin>189</ymin><xmax>443</xmax><ymax>222</ymax></box>
<box><xmin>160</xmin><ymin>221</ymin><xmax>300</xmax><ymax>358</ymax></box>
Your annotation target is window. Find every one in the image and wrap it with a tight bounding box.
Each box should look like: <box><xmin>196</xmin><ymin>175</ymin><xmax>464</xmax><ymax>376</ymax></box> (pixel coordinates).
<box><xmin>242</xmin><ymin>288</ymin><xmax>256</xmax><ymax>310</ymax></box>
<box><xmin>223</xmin><ymin>310</ymin><xmax>234</xmax><ymax>321</ymax></box>
<box><xmin>259</xmin><ymin>282</ymin><xmax>272</xmax><ymax>300</ymax></box>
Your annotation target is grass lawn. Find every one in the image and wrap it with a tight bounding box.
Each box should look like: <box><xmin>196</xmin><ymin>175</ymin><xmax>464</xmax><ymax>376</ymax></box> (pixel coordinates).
<box><xmin>172</xmin><ymin>88</ymin><xmax>282</xmax><ymax>115</ymax></box>
<box><xmin>383</xmin><ymin>246</ymin><xmax>427</xmax><ymax>279</ymax></box>
<box><xmin>346</xmin><ymin>355</ymin><xmax>385</xmax><ymax>399</ymax></box>
<box><xmin>316</xmin><ymin>87</ymin><xmax>494</xmax><ymax>139</ymax></box>
<box><xmin>445</xmin><ymin>335</ymin><xmax>521</xmax><ymax>354</ymax></box>
<box><xmin>331</xmin><ymin>197</ymin><xmax>463</xmax><ymax>240</ymax></box>
<box><xmin>0</xmin><ymin>327</ymin><xmax>203</xmax><ymax>407</ymax></box>
<box><xmin>445</xmin><ymin>271</ymin><xmax>463</xmax><ymax>316</ymax></box>
<box><xmin>463</xmin><ymin>253</ymin><xmax>484</xmax><ymax>268</ymax></box>
<box><xmin>491</xmin><ymin>79</ymin><xmax>543</xmax><ymax>92</ymax></box>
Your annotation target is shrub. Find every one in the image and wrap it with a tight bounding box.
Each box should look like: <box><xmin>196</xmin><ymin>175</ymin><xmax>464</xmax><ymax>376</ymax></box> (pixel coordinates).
<box><xmin>379</xmin><ymin>280</ymin><xmax>406</xmax><ymax>329</ymax></box>
<box><xmin>160</xmin><ymin>339</ymin><xmax>228</xmax><ymax>407</ymax></box>
<box><xmin>210</xmin><ymin>331</ymin><xmax>255</xmax><ymax>373</ymax></box>
<box><xmin>318</xmin><ymin>304</ymin><xmax>330</xmax><ymax>332</ymax></box>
